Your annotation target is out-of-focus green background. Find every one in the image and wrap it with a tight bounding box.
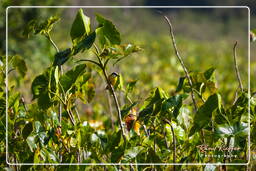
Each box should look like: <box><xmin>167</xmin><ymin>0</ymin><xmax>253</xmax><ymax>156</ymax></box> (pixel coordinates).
<box><xmin>1</xmin><ymin>0</ymin><xmax>255</xmax><ymax>120</ymax></box>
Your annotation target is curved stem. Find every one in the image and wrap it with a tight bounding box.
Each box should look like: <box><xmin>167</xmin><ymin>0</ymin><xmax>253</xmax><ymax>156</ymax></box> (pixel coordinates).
<box><xmin>45</xmin><ymin>32</ymin><xmax>59</xmax><ymax>52</ymax></box>
<box><xmin>163</xmin><ymin>15</ymin><xmax>197</xmax><ymax>112</ymax></box>
<box><xmin>233</xmin><ymin>41</ymin><xmax>243</xmax><ymax>91</ymax></box>
<box><xmin>102</xmin><ymin>68</ymin><xmax>126</xmax><ymax>143</ymax></box>
<box><xmin>76</xmin><ymin>59</ymin><xmax>101</xmax><ymax>68</ymax></box>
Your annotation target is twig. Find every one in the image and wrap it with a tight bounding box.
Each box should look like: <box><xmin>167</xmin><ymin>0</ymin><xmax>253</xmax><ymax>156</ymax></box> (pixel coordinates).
<box><xmin>102</xmin><ymin>69</ymin><xmax>126</xmax><ymax>143</ymax></box>
<box><xmin>163</xmin><ymin>15</ymin><xmax>198</xmax><ymax>112</ymax></box>
<box><xmin>45</xmin><ymin>32</ymin><xmax>59</xmax><ymax>52</ymax></box>
<box><xmin>164</xmin><ymin>119</ymin><xmax>176</xmax><ymax>171</ymax></box>
<box><xmin>107</xmin><ymin>91</ymin><xmax>115</xmax><ymax>129</ymax></box>
<box><xmin>233</xmin><ymin>41</ymin><xmax>243</xmax><ymax>91</ymax></box>
<box><xmin>80</xmin><ymin>53</ymin><xmax>127</xmax><ymax>143</ymax></box>
<box><xmin>76</xmin><ymin>59</ymin><xmax>101</xmax><ymax>68</ymax></box>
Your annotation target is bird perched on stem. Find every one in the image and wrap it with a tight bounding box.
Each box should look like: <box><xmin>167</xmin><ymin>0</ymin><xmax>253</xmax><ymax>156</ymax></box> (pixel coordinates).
<box><xmin>124</xmin><ymin>108</ymin><xmax>140</xmax><ymax>135</ymax></box>
<box><xmin>106</xmin><ymin>72</ymin><xmax>119</xmax><ymax>90</ymax></box>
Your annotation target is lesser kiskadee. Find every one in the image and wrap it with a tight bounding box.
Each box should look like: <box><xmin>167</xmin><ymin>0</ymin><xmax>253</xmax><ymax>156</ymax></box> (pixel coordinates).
<box><xmin>124</xmin><ymin>108</ymin><xmax>140</xmax><ymax>135</ymax></box>
<box><xmin>106</xmin><ymin>72</ymin><xmax>119</xmax><ymax>89</ymax></box>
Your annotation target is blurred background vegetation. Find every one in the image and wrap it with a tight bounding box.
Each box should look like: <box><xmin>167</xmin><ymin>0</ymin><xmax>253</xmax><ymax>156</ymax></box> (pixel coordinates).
<box><xmin>1</xmin><ymin>0</ymin><xmax>255</xmax><ymax>121</ymax></box>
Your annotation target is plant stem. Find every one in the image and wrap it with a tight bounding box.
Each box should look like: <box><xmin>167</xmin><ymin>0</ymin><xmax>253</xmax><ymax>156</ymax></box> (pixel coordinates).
<box><xmin>46</xmin><ymin>32</ymin><xmax>59</xmax><ymax>52</ymax></box>
<box><xmin>165</xmin><ymin>119</ymin><xmax>176</xmax><ymax>171</ymax></box>
<box><xmin>164</xmin><ymin>15</ymin><xmax>207</xmax><ymax>144</ymax></box>
<box><xmin>107</xmin><ymin>91</ymin><xmax>115</xmax><ymax>129</ymax></box>
<box><xmin>45</xmin><ymin>33</ymin><xmax>63</xmax><ymax>125</ymax></box>
<box><xmin>163</xmin><ymin>15</ymin><xmax>198</xmax><ymax>112</ymax></box>
<box><xmin>233</xmin><ymin>41</ymin><xmax>243</xmax><ymax>91</ymax></box>
<box><xmin>80</xmin><ymin>53</ymin><xmax>126</xmax><ymax>143</ymax></box>
<box><xmin>102</xmin><ymin>68</ymin><xmax>126</xmax><ymax>143</ymax></box>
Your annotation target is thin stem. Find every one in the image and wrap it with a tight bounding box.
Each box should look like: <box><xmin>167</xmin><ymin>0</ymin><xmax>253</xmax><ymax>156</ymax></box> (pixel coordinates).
<box><xmin>45</xmin><ymin>32</ymin><xmax>59</xmax><ymax>52</ymax></box>
<box><xmin>74</xmin><ymin>106</ymin><xmax>81</xmax><ymax>122</ymax></box>
<box><xmin>107</xmin><ymin>91</ymin><xmax>115</xmax><ymax>129</ymax></box>
<box><xmin>102</xmin><ymin>68</ymin><xmax>126</xmax><ymax>143</ymax></box>
<box><xmin>76</xmin><ymin>59</ymin><xmax>101</xmax><ymax>68</ymax></box>
<box><xmin>233</xmin><ymin>41</ymin><xmax>243</xmax><ymax>91</ymax></box>
<box><xmin>164</xmin><ymin>119</ymin><xmax>176</xmax><ymax>171</ymax></box>
<box><xmin>80</xmin><ymin>54</ymin><xmax>126</xmax><ymax>142</ymax></box>
<box><xmin>163</xmin><ymin>15</ymin><xmax>197</xmax><ymax>112</ymax></box>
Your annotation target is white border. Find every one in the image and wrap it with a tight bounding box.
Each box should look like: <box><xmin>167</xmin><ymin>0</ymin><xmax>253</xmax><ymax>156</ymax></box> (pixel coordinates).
<box><xmin>5</xmin><ymin>6</ymin><xmax>250</xmax><ymax>166</ymax></box>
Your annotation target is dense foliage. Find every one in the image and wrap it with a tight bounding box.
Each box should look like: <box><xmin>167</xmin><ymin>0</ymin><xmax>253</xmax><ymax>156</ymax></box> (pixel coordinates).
<box><xmin>1</xmin><ymin>8</ymin><xmax>255</xmax><ymax>171</ymax></box>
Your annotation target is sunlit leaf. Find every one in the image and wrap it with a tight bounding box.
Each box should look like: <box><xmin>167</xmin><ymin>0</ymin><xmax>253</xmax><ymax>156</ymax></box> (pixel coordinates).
<box><xmin>70</xmin><ymin>9</ymin><xmax>91</xmax><ymax>42</ymax></box>
<box><xmin>123</xmin><ymin>146</ymin><xmax>143</xmax><ymax>161</ymax></box>
<box><xmin>96</xmin><ymin>14</ymin><xmax>121</xmax><ymax>47</ymax></box>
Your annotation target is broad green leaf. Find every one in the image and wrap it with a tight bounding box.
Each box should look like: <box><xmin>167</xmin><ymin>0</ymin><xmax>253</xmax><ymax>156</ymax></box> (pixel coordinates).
<box><xmin>138</xmin><ymin>88</ymin><xmax>167</xmax><ymax>121</ymax></box>
<box><xmin>60</xmin><ymin>64</ymin><xmax>87</xmax><ymax>92</ymax></box>
<box><xmin>161</xmin><ymin>94</ymin><xmax>188</xmax><ymax>118</ymax></box>
<box><xmin>31</xmin><ymin>74</ymin><xmax>48</xmax><ymax>99</ymax></box>
<box><xmin>31</xmin><ymin>67</ymin><xmax>56</xmax><ymax>109</ymax></box>
<box><xmin>26</xmin><ymin>134</ymin><xmax>38</xmax><ymax>152</ymax></box>
<box><xmin>22</xmin><ymin>122</ymin><xmax>33</xmax><ymax>139</ymax></box>
<box><xmin>111</xmin><ymin>144</ymin><xmax>125</xmax><ymax>162</ymax></box>
<box><xmin>204</xmin><ymin>67</ymin><xmax>215</xmax><ymax>81</ymax></box>
<box><xmin>96</xmin><ymin>14</ymin><xmax>121</xmax><ymax>47</ymax></box>
<box><xmin>215</xmin><ymin>122</ymin><xmax>248</xmax><ymax>138</ymax></box>
<box><xmin>123</xmin><ymin>146</ymin><xmax>143</xmax><ymax>161</ymax></box>
<box><xmin>72</xmin><ymin>31</ymin><xmax>96</xmax><ymax>55</ymax></box>
<box><xmin>70</xmin><ymin>9</ymin><xmax>91</xmax><ymax>42</ymax></box>
<box><xmin>107</xmin><ymin>130</ymin><xmax>121</xmax><ymax>152</ymax></box>
<box><xmin>11</xmin><ymin>55</ymin><xmax>27</xmax><ymax>78</ymax></box>
<box><xmin>53</xmin><ymin>48</ymin><xmax>72</xmax><ymax>66</ymax></box>
<box><xmin>189</xmin><ymin>93</ymin><xmax>221</xmax><ymax>136</ymax></box>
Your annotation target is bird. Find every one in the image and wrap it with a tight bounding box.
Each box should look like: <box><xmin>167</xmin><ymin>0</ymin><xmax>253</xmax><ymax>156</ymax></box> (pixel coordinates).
<box><xmin>124</xmin><ymin>108</ymin><xmax>140</xmax><ymax>135</ymax></box>
<box><xmin>106</xmin><ymin>72</ymin><xmax>119</xmax><ymax>90</ymax></box>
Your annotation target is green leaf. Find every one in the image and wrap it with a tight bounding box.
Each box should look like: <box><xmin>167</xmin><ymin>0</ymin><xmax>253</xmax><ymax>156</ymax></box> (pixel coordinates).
<box><xmin>26</xmin><ymin>134</ymin><xmax>38</xmax><ymax>152</ymax></box>
<box><xmin>189</xmin><ymin>93</ymin><xmax>221</xmax><ymax>136</ymax></box>
<box><xmin>60</xmin><ymin>64</ymin><xmax>87</xmax><ymax>92</ymax></box>
<box><xmin>70</xmin><ymin>9</ymin><xmax>91</xmax><ymax>42</ymax></box>
<box><xmin>215</xmin><ymin>122</ymin><xmax>248</xmax><ymax>138</ymax></box>
<box><xmin>31</xmin><ymin>75</ymin><xmax>47</xmax><ymax>99</ymax></box>
<box><xmin>161</xmin><ymin>94</ymin><xmax>188</xmax><ymax>118</ymax></box>
<box><xmin>123</xmin><ymin>146</ymin><xmax>143</xmax><ymax>162</ymax></box>
<box><xmin>31</xmin><ymin>67</ymin><xmax>56</xmax><ymax>109</ymax></box>
<box><xmin>12</xmin><ymin>55</ymin><xmax>27</xmax><ymax>78</ymax></box>
<box><xmin>138</xmin><ymin>88</ymin><xmax>167</xmax><ymax>120</ymax></box>
<box><xmin>53</xmin><ymin>48</ymin><xmax>72</xmax><ymax>66</ymax></box>
<box><xmin>111</xmin><ymin>144</ymin><xmax>125</xmax><ymax>162</ymax></box>
<box><xmin>72</xmin><ymin>32</ymin><xmax>96</xmax><ymax>55</ymax></box>
<box><xmin>107</xmin><ymin>130</ymin><xmax>121</xmax><ymax>152</ymax></box>
<box><xmin>22</xmin><ymin>122</ymin><xmax>33</xmax><ymax>139</ymax></box>
<box><xmin>96</xmin><ymin>14</ymin><xmax>121</xmax><ymax>47</ymax></box>
<box><xmin>204</xmin><ymin>67</ymin><xmax>215</xmax><ymax>81</ymax></box>
<box><xmin>176</xmin><ymin>77</ymin><xmax>185</xmax><ymax>92</ymax></box>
